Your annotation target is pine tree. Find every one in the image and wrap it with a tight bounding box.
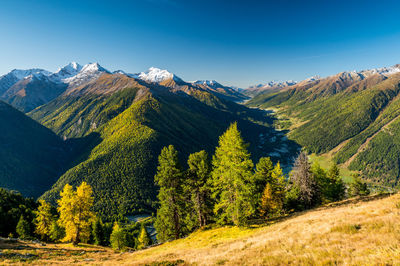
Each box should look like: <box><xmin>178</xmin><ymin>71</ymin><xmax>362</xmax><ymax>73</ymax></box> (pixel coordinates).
<box><xmin>16</xmin><ymin>215</ymin><xmax>31</xmax><ymax>239</ymax></box>
<box><xmin>110</xmin><ymin>222</ymin><xmax>127</xmax><ymax>251</ymax></box>
<box><xmin>92</xmin><ymin>217</ymin><xmax>105</xmax><ymax>246</ymax></box>
<box><xmin>137</xmin><ymin>224</ymin><xmax>151</xmax><ymax>249</ymax></box>
<box><xmin>57</xmin><ymin>182</ymin><xmax>95</xmax><ymax>245</ymax></box>
<box><xmin>211</xmin><ymin>122</ymin><xmax>255</xmax><ymax>226</ymax></box>
<box><xmin>185</xmin><ymin>150</ymin><xmax>211</xmax><ymax>228</ymax></box>
<box><xmin>34</xmin><ymin>200</ymin><xmax>54</xmax><ymax>241</ymax></box>
<box><xmin>290</xmin><ymin>151</ymin><xmax>320</xmax><ymax>208</ymax></box>
<box><xmin>49</xmin><ymin>220</ymin><xmax>65</xmax><ymax>242</ymax></box>
<box><xmin>154</xmin><ymin>145</ymin><xmax>186</xmax><ymax>242</ymax></box>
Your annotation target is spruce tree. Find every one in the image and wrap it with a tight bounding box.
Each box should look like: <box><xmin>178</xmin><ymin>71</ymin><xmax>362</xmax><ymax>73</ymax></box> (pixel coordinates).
<box><xmin>185</xmin><ymin>150</ymin><xmax>211</xmax><ymax>228</ymax></box>
<box><xmin>211</xmin><ymin>122</ymin><xmax>255</xmax><ymax>226</ymax></box>
<box><xmin>326</xmin><ymin>163</ymin><xmax>346</xmax><ymax>201</ymax></box>
<box><xmin>154</xmin><ymin>145</ymin><xmax>186</xmax><ymax>242</ymax></box>
<box><xmin>92</xmin><ymin>217</ymin><xmax>105</xmax><ymax>246</ymax></box>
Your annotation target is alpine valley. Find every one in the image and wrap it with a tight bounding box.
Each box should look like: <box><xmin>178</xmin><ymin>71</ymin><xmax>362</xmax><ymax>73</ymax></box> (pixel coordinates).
<box><xmin>0</xmin><ymin>62</ymin><xmax>299</xmax><ymax>219</ymax></box>
<box><xmin>2</xmin><ymin>61</ymin><xmax>400</xmax><ymax>221</ymax></box>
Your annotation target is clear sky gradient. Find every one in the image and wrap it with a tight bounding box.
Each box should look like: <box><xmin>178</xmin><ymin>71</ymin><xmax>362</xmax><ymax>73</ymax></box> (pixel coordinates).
<box><xmin>1</xmin><ymin>0</ymin><xmax>400</xmax><ymax>87</ymax></box>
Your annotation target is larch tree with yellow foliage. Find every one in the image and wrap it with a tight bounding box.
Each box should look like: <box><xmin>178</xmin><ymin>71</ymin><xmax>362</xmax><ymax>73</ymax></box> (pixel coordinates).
<box><xmin>259</xmin><ymin>162</ymin><xmax>286</xmax><ymax>218</ymax></box>
<box><xmin>35</xmin><ymin>200</ymin><xmax>55</xmax><ymax>241</ymax></box>
<box><xmin>57</xmin><ymin>182</ymin><xmax>95</xmax><ymax>245</ymax></box>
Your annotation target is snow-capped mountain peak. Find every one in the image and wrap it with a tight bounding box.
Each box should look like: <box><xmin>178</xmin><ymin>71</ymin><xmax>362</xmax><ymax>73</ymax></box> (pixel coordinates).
<box><xmin>135</xmin><ymin>67</ymin><xmax>182</xmax><ymax>83</ymax></box>
<box><xmin>63</xmin><ymin>62</ymin><xmax>109</xmax><ymax>87</ymax></box>
<box><xmin>9</xmin><ymin>69</ymin><xmax>51</xmax><ymax>80</ymax></box>
<box><xmin>51</xmin><ymin>62</ymin><xmax>83</xmax><ymax>82</ymax></box>
<box><xmin>81</xmin><ymin>62</ymin><xmax>108</xmax><ymax>73</ymax></box>
<box><xmin>192</xmin><ymin>80</ymin><xmax>222</xmax><ymax>87</ymax></box>
<box><xmin>358</xmin><ymin>65</ymin><xmax>400</xmax><ymax>77</ymax></box>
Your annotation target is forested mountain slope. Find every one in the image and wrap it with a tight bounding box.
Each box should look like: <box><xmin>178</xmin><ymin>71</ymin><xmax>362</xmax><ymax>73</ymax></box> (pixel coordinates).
<box><xmin>0</xmin><ymin>101</ymin><xmax>67</xmax><ymax>197</ymax></box>
<box><xmin>30</xmin><ymin>73</ymin><xmax>298</xmax><ymax>219</ymax></box>
<box><xmin>247</xmin><ymin>67</ymin><xmax>400</xmax><ymax>188</ymax></box>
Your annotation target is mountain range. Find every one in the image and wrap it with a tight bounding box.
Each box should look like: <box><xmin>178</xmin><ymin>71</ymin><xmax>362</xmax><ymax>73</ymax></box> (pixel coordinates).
<box><xmin>3</xmin><ymin>60</ymin><xmax>400</xmax><ymax>218</ymax></box>
<box><xmin>0</xmin><ymin>62</ymin><xmax>297</xmax><ymax>220</ymax></box>
<box><xmin>0</xmin><ymin>63</ymin><xmax>247</xmax><ymax>112</ymax></box>
<box><xmin>247</xmin><ymin>63</ymin><xmax>400</xmax><ymax>188</ymax></box>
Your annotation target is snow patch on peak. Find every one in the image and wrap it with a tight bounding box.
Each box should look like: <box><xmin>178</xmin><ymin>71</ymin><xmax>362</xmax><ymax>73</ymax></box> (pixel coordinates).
<box><xmin>135</xmin><ymin>67</ymin><xmax>182</xmax><ymax>83</ymax></box>
<box><xmin>63</xmin><ymin>62</ymin><xmax>109</xmax><ymax>87</ymax></box>
<box><xmin>359</xmin><ymin>65</ymin><xmax>400</xmax><ymax>77</ymax></box>
<box><xmin>10</xmin><ymin>69</ymin><xmax>51</xmax><ymax>80</ymax></box>
<box><xmin>304</xmin><ymin>76</ymin><xmax>320</xmax><ymax>83</ymax></box>
<box><xmin>81</xmin><ymin>62</ymin><xmax>108</xmax><ymax>73</ymax></box>
<box><xmin>192</xmin><ymin>80</ymin><xmax>221</xmax><ymax>87</ymax></box>
<box><xmin>51</xmin><ymin>62</ymin><xmax>83</xmax><ymax>82</ymax></box>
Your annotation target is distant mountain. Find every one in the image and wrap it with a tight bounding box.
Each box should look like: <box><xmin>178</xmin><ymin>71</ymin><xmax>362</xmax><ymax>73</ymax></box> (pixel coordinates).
<box><xmin>30</xmin><ymin>72</ymin><xmax>297</xmax><ymax>219</ymax></box>
<box><xmin>63</xmin><ymin>62</ymin><xmax>109</xmax><ymax>88</ymax></box>
<box><xmin>245</xmin><ymin>80</ymin><xmax>297</xmax><ymax>97</ymax></box>
<box><xmin>0</xmin><ymin>68</ymin><xmax>51</xmax><ymax>96</ymax></box>
<box><xmin>192</xmin><ymin>80</ymin><xmax>249</xmax><ymax>102</ymax></box>
<box><xmin>2</xmin><ymin>73</ymin><xmax>67</xmax><ymax>112</ymax></box>
<box><xmin>50</xmin><ymin>62</ymin><xmax>82</xmax><ymax>81</ymax></box>
<box><xmin>0</xmin><ymin>63</ymin><xmax>109</xmax><ymax>112</ymax></box>
<box><xmin>0</xmin><ymin>64</ymin><xmax>248</xmax><ymax>111</ymax></box>
<box><xmin>247</xmin><ymin>63</ymin><xmax>400</xmax><ymax>188</ymax></box>
<box><xmin>0</xmin><ymin>100</ymin><xmax>67</xmax><ymax>198</ymax></box>
<box><xmin>133</xmin><ymin>67</ymin><xmax>184</xmax><ymax>83</ymax></box>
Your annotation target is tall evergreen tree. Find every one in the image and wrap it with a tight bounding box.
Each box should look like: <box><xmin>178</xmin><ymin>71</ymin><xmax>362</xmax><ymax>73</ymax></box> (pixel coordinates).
<box><xmin>211</xmin><ymin>122</ymin><xmax>255</xmax><ymax>226</ymax></box>
<box><xmin>154</xmin><ymin>145</ymin><xmax>186</xmax><ymax>242</ymax></box>
<box><xmin>185</xmin><ymin>150</ymin><xmax>212</xmax><ymax>228</ymax></box>
<box><xmin>57</xmin><ymin>182</ymin><xmax>95</xmax><ymax>245</ymax></box>
<box><xmin>92</xmin><ymin>217</ymin><xmax>105</xmax><ymax>246</ymax></box>
<box><xmin>290</xmin><ymin>151</ymin><xmax>320</xmax><ymax>208</ymax></box>
<box><xmin>326</xmin><ymin>163</ymin><xmax>346</xmax><ymax>201</ymax></box>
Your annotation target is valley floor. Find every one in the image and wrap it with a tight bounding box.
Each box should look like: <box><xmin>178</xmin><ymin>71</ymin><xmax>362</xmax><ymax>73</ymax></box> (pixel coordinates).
<box><xmin>1</xmin><ymin>193</ymin><xmax>400</xmax><ymax>265</ymax></box>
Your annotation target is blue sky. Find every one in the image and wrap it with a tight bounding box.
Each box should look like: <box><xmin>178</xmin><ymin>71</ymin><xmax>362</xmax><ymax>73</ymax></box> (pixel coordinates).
<box><xmin>1</xmin><ymin>0</ymin><xmax>400</xmax><ymax>87</ymax></box>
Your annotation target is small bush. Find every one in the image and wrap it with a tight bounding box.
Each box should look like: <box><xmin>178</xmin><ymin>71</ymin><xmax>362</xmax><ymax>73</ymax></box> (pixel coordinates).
<box><xmin>330</xmin><ymin>224</ymin><xmax>361</xmax><ymax>234</ymax></box>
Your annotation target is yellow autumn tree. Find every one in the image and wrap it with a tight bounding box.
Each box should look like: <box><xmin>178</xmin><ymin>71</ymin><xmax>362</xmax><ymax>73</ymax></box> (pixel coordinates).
<box><xmin>57</xmin><ymin>182</ymin><xmax>95</xmax><ymax>245</ymax></box>
<box><xmin>35</xmin><ymin>200</ymin><xmax>55</xmax><ymax>241</ymax></box>
<box><xmin>259</xmin><ymin>162</ymin><xmax>286</xmax><ymax>218</ymax></box>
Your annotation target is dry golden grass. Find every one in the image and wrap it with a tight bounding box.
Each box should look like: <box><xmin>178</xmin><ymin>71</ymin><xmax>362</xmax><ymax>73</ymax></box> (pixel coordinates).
<box><xmin>2</xmin><ymin>193</ymin><xmax>400</xmax><ymax>265</ymax></box>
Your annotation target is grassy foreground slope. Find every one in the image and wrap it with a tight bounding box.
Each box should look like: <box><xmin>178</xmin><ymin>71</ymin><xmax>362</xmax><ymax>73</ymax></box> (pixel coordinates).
<box><xmin>1</xmin><ymin>193</ymin><xmax>400</xmax><ymax>265</ymax></box>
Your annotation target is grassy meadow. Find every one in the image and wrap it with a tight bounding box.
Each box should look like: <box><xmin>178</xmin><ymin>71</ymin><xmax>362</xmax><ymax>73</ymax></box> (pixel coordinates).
<box><xmin>2</xmin><ymin>193</ymin><xmax>400</xmax><ymax>265</ymax></box>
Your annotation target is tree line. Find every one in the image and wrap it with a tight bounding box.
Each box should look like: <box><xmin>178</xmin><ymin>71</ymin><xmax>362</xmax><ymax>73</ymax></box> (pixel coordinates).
<box><xmin>154</xmin><ymin>122</ymin><xmax>370</xmax><ymax>242</ymax></box>
<box><xmin>0</xmin><ymin>182</ymin><xmax>152</xmax><ymax>251</ymax></box>
<box><xmin>0</xmin><ymin>122</ymin><xmax>370</xmax><ymax>249</ymax></box>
